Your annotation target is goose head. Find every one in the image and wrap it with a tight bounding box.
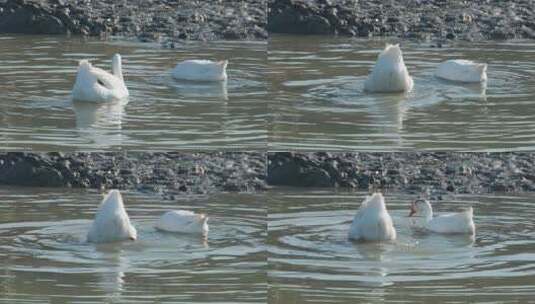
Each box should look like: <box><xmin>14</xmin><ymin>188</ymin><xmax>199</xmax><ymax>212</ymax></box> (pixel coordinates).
<box><xmin>409</xmin><ymin>199</ymin><xmax>433</xmax><ymax>220</ymax></box>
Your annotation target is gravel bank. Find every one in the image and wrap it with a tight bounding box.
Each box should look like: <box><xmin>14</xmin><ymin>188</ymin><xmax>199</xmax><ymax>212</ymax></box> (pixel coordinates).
<box><xmin>0</xmin><ymin>152</ymin><xmax>267</xmax><ymax>198</ymax></box>
<box><xmin>0</xmin><ymin>0</ymin><xmax>267</xmax><ymax>43</ymax></box>
<box><xmin>268</xmin><ymin>0</ymin><xmax>535</xmax><ymax>41</ymax></box>
<box><xmin>268</xmin><ymin>152</ymin><xmax>535</xmax><ymax>196</ymax></box>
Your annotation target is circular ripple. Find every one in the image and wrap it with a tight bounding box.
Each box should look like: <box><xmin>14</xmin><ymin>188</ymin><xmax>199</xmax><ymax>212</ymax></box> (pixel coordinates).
<box><xmin>269</xmin><ymin>192</ymin><xmax>535</xmax><ymax>289</ymax></box>
<box><xmin>0</xmin><ymin>188</ymin><xmax>266</xmax><ymax>302</ymax></box>
<box><xmin>271</xmin><ymin>37</ymin><xmax>535</xmax><ymax>151</ymax></box>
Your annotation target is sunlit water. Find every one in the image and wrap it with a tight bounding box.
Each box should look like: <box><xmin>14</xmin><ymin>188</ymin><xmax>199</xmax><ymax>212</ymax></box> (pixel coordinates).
<box><xmin>0</xmin><ymin>187</ymin><xmax>266</xmax><ymax>303</ymax></box>
<box><xmin>268</xmin><ymin>189</ymin><xmax>535</xmax><ymax>303</ymax></box>
<box><xmin>269</xmin><ymin>35</ymin><xmax>535</xmax><ymax>151</ymax></box>
<box><xmin>0</xmin><ymin>35</ymin><xmax>267</xmax><ymax>151</ymax></box>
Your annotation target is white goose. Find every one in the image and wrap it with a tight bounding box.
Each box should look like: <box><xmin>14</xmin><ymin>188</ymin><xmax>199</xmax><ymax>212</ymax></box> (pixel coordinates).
<box><xmin>172</xmin><ymin>59</ymin><xmax>228</xmax><ymax>81</ymax></box>
<box><xmin>87</xmin><ymin>190</ymin><xmax>137</xmax><ymax>243</ymax></box>
<box><xmin>364</xmin><ymin>44</ymin><xmax>413</xmax><ymax>93</ymax></box>
<box><xmin>435</xmin><ymin>59</ymin><xmax>487</xmax><ymax>83</ymax></box>
<box><xmin>72</xmin><ymin>54</ymin><xmax>129</xmax><ymax>103</ymax></box>
<box><xmin>409</xmin><ymin>199</ymin><xmax>475</xmax><ymax>235</ymax></box>
<box><xmin>348</xmin><ymin>193</ymin><xmax>397</xmax><ymax>242</ymax></box>
<box><xmin>155</xmin><ymin>210</ymin><xmax>209</xmax><ymax>235</ymax></box>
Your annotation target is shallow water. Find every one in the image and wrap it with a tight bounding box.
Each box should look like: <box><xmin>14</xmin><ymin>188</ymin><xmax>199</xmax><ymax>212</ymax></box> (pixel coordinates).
<box><xmin>0</xmin><ymin>187</ymin><xmax>266</xmax><ymax>303</ymax></box>
<box><xmin>0</xmin><ymin>35</ymin><xmax>266</xmax><ymax>151</ymax></box>
<box><xmin>268</xmin><ymin>189</ymin><xmax>535</xmax><ymax>303</ymax></box>
<box><xmin>268</xmin><ymin>35</ymin><xmax>535</xmax><ymax>151</ymax></box>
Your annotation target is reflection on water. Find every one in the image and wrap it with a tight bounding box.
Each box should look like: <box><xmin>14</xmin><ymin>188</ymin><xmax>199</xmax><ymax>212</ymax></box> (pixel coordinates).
<box><xmin>73</xmin><ymin>100</ymin><xmax>127</xmax><ymax>129</ymax></box>
<box><xmin>268</xmin><ymin>189</ymin><xmax>535</xmax><ymax>303</ymax></box>
<box><xmin>269</xmin><ymin>35</ymin><xmax>535</xmax><ymax>151</ymax></box>
<box><xmin>72</xmin><ymin>99</ymin><xmax>127</xmax><ymax>148</ymax></box>
<box><xmin>0</xmin><ymin>35</ymin><xmax>266</xmax><ymax>151</ymax></box>
<box><xmin>0</xmin><ymin>186</ymin><xmax>266</xmax><ymax>303</ymax></box>
<box><xmin>172</xmin><ymin>79</ymin><xmax>229</xmax><ymax>100</ymax></box>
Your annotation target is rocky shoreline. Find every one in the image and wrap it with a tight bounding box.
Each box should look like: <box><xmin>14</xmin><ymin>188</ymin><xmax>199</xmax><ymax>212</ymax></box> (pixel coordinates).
<box><xmin>268</xmin><ymin>0</ymin><xmax>535</xmax><ymax>41</ymax></box>
<box><xmin>4</xmin><ymin>152</ymin><xmax>535</xmax><ymax>199</ymax></box>
<box><xmin>2</xmin><ymin>0</ymin><xmax>533</xmax><ymax>44</ymax></box>
<box><xmin>0</xmin><ymin>0</ymin><xmax>267</xmax><ymax>44</ymax></box>
<box><xmin>268</xmin><ymin>152</ymin><xmax>535</xmax><ymax>197</ymax></box>
<box><xmin>0</xmin><ymin>152</ymin><xmax>267</xmax><ymax>199</ymax></box>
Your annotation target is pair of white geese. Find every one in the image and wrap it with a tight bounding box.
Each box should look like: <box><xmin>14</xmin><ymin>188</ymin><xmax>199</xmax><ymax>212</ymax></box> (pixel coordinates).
<box><xmin>87</xmin><ymin>189</ymin><xmax>208</xmax><ymax>243</ymax></box>
<box><xmin>348</xmin><ymin>192</ymin><xmax>475</xmax><ymax>241</ymax></box>
<box><xmin>72</xmin><ymin>43</ymin><xmax>486</xmax><ymax>103</ymax></box>
<box><xmin>89</xmin><ymin>189</ymin><xmax>474</xmax><ymax>244</ymax></box>
<box><xmin>72</xmin><ymin>56</ymin><xmax>228</xmax><ymax>103</ymax></box>
<box><xmin>364</xmin><ymin>44</ymin><xmax>487</xmax><ymax>93</ymax></box>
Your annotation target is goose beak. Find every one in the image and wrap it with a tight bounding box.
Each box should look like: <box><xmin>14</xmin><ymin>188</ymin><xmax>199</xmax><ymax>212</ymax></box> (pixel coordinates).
<box><xmin>409</xmin><ymin>201</ymin><xmax>416</xmax><ymax>217</ymax></box>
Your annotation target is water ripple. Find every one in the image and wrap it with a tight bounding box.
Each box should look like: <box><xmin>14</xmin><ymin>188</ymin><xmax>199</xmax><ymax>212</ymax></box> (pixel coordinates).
<box><xmin>269</xmin><ymin>190</ymin><xmax>535</xmax><ymax>302</ymax></box>
<box><xmin>0</xmin><ymin>35</ymin><xmax>266</xmax><ymax>151</ymax></box>
<box><xmin>269</xmin><ymin>35</ymin><xmax>535</xmax><ymax>151</ymax></box>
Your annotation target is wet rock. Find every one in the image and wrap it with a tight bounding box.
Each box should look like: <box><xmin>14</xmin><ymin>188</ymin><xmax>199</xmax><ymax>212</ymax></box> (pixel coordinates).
<box><xmin>0</xmin><ymin>0</ymin><xmax>267</xmax><ymax>43</ymax></box>
<box><xmin>268</xmin><ymin>153</ymin><xmax>335</xmax><ymax>187</ymax></box>
<box><xmin>0</xmin><ymin>2</ymin><xmax>67</xmax><ymax>34</ymax></box>
<box><xmin>0</xmin><ymin>152</ymin><xmax>267</xmax><ymax>199</ymax></box>
<box><xmin>268</xmin><ymin>0</ymin><xmax>535</xmax><ymax>41</ymax></box>
<box><xmin>0</xmin><ymin>154</ymin><xmax>65</xmax><ymax>187</ymax></box>
<box><xmin>267</xmin><ymin>152</ymin><xmax>535</xmax><ymax>195</ymax></box>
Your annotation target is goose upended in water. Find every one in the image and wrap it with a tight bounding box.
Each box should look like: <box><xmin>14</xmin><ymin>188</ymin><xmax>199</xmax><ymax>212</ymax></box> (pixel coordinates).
<box><xmin>87</xmin><ymin>190</ymin><xmax>137</xmax><ymax>243</ymax></box>
<box><xmin>435</xmin><ymin>59</ymin><xmax>487</xmax><ymax>83</ymax></box>
<box><xmin>364</xmin><ymin>44</ymin><xmax>413</xmax><ymax>93</ymax></box>
<box><xmin>348</xmin><ymin>193</ymin><xmax>397</xmax><ymax>242</ymax></box>
<box><xmin>172</xmin><ymin>59</ymin><xmax>228</xmax><ymax>81</ymax></box>
<box><xmin>72</xmin><ymin>54</ymin><xmax>129</xmax><ymax>103</ymax></box>
<box><xmin>155</xmin><ymin>210</ymin><xmax>209</xmax><ymax>235</ymax></box>
<box><xmin>409</xmin><ymin>199</ymin><xmax>475</xmax><ymax>235</ymax></box>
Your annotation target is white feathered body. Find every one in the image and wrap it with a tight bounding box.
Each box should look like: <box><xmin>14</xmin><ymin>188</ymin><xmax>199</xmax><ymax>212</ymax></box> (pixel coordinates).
<box><xmin>364</xmin><ymin>44</ymin><xmax>413</xmax><ymax>93</ymax></box>
<box><xmin>72</xmin><ymin>54</ymin><xmax>129</xmax><ymax>103</ymax></box>
<box><xmin>87</xmin><ymin>190</ymin><xmax>137</xmax><ymax>243</ymax></box>
<box><xmin>155</xmin><ymin>210</ymin><xmax>209</xmax><ymax>235</ymax></box>
<box><xmin>426</xmin><ymin>207</ymin><xmax>475</xmax><ymax>234</ymax></box>
<box><xmin>435</xmin><ymin>59</ymin><xmax>487</xmax><ymax>83</ymax></box>
<box><xmin>172</xmin><ymin>59</ymin><xmax>228</xmax><ymax>81</ymax></box>
<box><xmin>348</xmin><ymin>193</ymin><xmax>397</xmax><ymax>241</ymax></box>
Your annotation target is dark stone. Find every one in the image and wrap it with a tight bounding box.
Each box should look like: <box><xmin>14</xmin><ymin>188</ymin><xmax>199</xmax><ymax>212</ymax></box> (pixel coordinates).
<box><xmin>302</xmin><ymin>168</ymin><xmax>333</xmax><ymax>187</ymax></box>
<box><xmin>0</xmin><ymin>6</ymin><xmax>67</xmax><ymax>34</ymax></box>
<box><xmin>268</xmin><ymin>6</ymin><xmax>333</xmax><ymax>35</ymax></box>
<box><xmin>0</xmin><ymin>158</ymin><xmax>64</xmax><ymax>187</ymax></box>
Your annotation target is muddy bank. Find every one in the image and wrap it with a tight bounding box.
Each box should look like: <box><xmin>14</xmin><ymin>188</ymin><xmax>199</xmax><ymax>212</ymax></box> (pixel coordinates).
<box><xmin>0</xmin><ymin>0</ymin><xmax>267</xmax><ymax>43</ymax></box>
<box><xmin>0</xmin><ymin>152</ymin><xmax>267</xmax><ymax>198</ymax></box>
<box><xmin>268</xmin><ymin>152</ymin><xmax>535</xmax><ymax>196</ymax></box>
<box><xmin>268</xmin><ymin>0</ymin><xmax>535</xmax><ymax>41</ymax></box>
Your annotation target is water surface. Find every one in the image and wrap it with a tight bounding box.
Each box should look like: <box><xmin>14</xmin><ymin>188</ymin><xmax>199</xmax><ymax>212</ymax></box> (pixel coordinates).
<box><xmin>269</xmin><ymin>35</ymin><xmax>535</xmax><ymax>151</ymax></box>
<box><xmin>0</xmin><ymin>187</ymin><xmax>266</xmax><ymax>303</ymax></box>
<box><xmin>268</xmin><ymin>189</ymin><xmax>535</xmax><ymax>303</ymax></box>
<box><xmin>0</xmin><ymin>35</ymin><xmax>266</xmax><ymax>151</ymax></box>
